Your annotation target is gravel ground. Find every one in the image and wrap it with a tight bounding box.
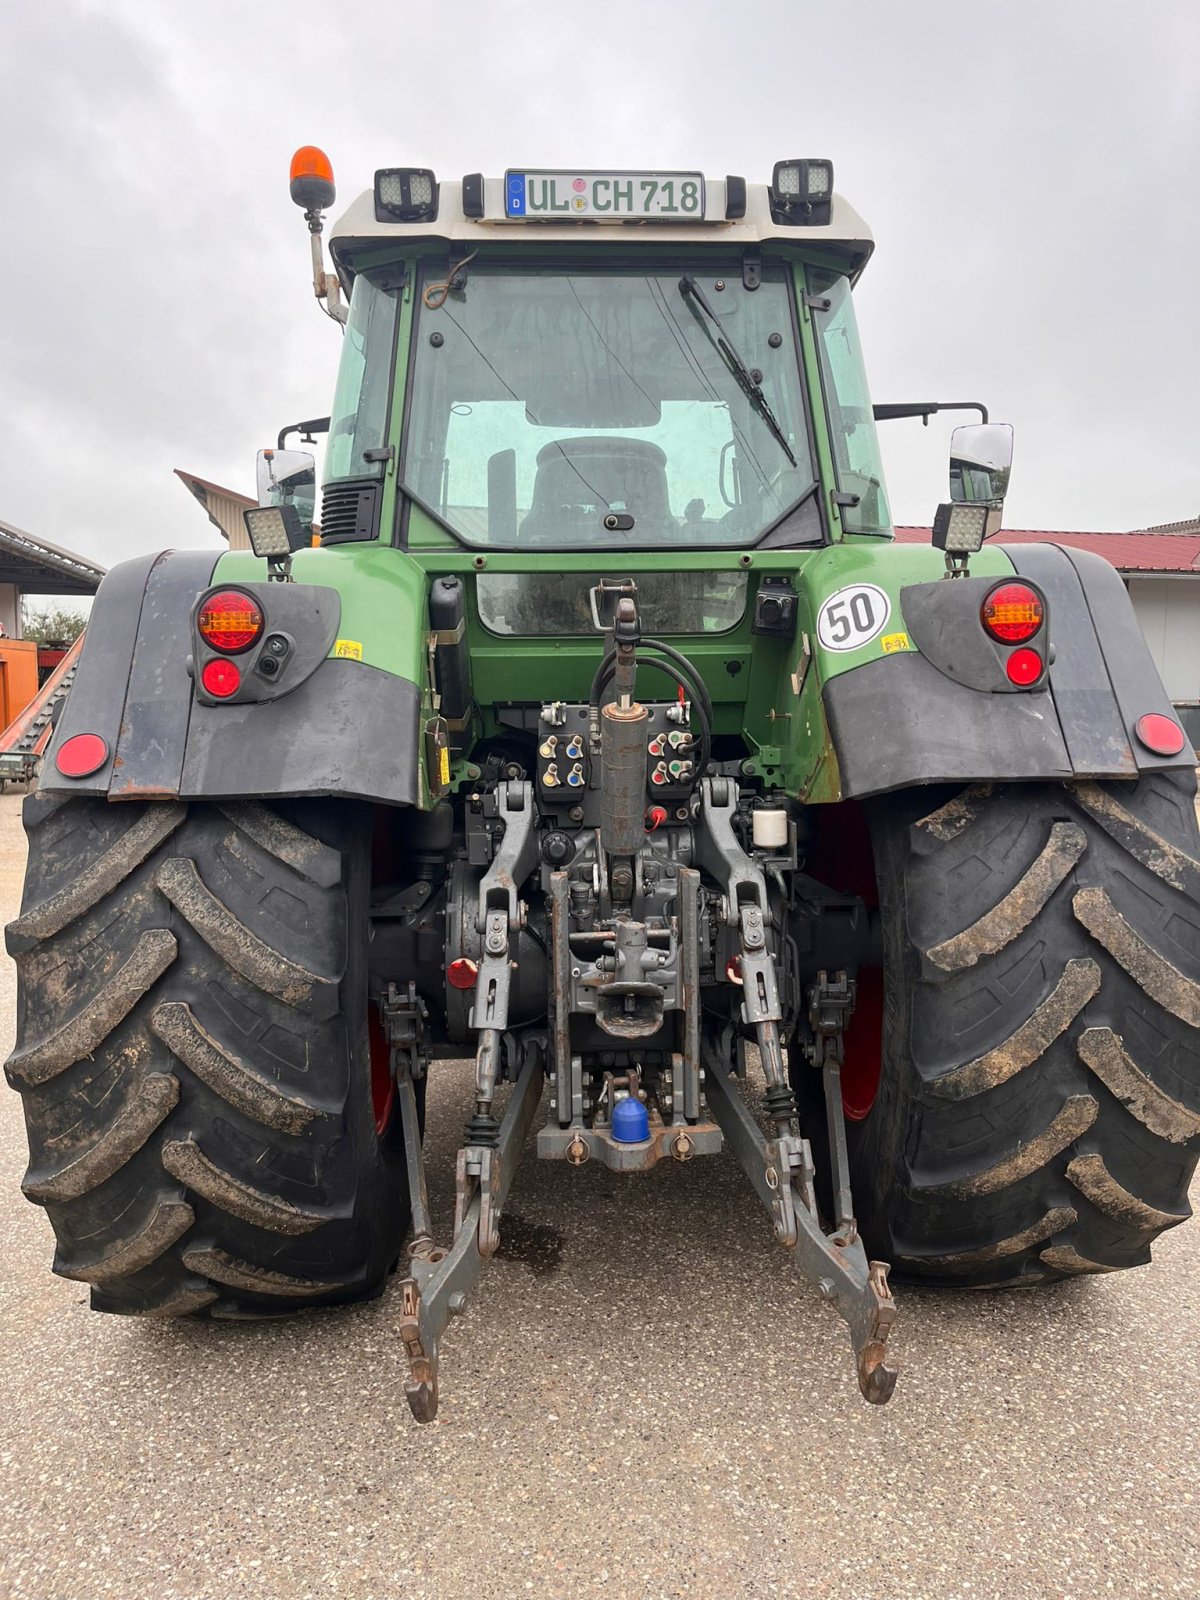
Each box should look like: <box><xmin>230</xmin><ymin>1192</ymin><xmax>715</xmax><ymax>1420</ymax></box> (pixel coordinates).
<box><xmin>0</xmin><ymin>790</ymin><xmax>1197</xmax><ymax>1600</ymax></box>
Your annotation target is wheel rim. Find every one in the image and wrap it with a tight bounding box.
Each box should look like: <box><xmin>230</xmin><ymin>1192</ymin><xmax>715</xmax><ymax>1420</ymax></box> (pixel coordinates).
<box><xmin>841</xmin><ymin>965</ymin><xmax>884</xmax><ymax>1121</ymax></box>
<box><xmin>368</xmin><ymin>1005</ymin><xmax>396</xmax><ymax>1136</ymax></box>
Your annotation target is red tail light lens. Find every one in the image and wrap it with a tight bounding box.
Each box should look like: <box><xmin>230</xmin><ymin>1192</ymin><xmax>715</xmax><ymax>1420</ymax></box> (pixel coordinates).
<box><xmin>201</xmin><ymin>658</ymin><xmax>241</xmax><ymax>698</ymax></box>
<box><xmin>55</xmin><ymin>733</ymin><xmax>109</xmax><ymax>778</ymax></box>
<box><xmin>1134</xmin><ymin>713</ymin><xmax>1186</xmax><ymax>756</ymax></box>
<box><xmin>197</xmin><ymin>590</ymin><xmax>263</xmax><ymax>653</ymax></box>
<box><xmin>981</xmin><ymin>582</ymin><xmax>1044</xmax><ymax>643</ymax></box>
<box><xmin>1006</xmin><ymin>647</ymin><xmax>1044</xmax><ymax>687</ymax></box>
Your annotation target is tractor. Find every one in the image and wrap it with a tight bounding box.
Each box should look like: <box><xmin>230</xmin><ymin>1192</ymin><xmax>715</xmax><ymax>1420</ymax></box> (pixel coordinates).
<box><xmin>7</xmin><ymin>151</ymin><xmax>1199</xmax><ymax>1418</ymax></box>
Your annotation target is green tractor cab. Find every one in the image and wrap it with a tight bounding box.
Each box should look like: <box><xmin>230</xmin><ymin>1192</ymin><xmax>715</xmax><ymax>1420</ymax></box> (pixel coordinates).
<box><xmin>9</xmin><ymin>151</ymin><xmax>1198</xmax><ymax>1420</ymax></box>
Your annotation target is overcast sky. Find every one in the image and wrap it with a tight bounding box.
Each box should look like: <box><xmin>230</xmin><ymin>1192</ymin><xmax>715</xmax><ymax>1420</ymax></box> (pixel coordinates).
<box><xmin>2</xmin><ymin>0</ymin><xmax>1198</xmax><ymax>574</ymax></box>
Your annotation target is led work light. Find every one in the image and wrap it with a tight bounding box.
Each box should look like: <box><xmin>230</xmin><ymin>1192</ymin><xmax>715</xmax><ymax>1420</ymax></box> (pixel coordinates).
<box><xmin>374</xmin><ymin>168</ymin><xmax>439</xmax><ymax>222</ymax></box>
<box><xmin>770</xmin><ymin>159</ymin><xmax>834</xmax><ymax>223</ymax></box>
<box><xmin>931</xmin><ymin>502</ymin><xmax>998</xmax><ymax>555</ymax></box>
<box><xmin>243</xmin><ymin>504</ymin><xmax>307</xmax><ymax>560</ymax></box>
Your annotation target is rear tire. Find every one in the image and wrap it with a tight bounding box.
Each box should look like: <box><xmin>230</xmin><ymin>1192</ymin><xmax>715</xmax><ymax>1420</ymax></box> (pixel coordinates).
<box><xmin>828</xmin><ymin>772</ymin><xmax>1200</xmax><ymax>1286</ymax></box>
<box><xmin>5</xmin><ymin>792</ymin><xmax>412</xmax><ymax>1317</ymax></box>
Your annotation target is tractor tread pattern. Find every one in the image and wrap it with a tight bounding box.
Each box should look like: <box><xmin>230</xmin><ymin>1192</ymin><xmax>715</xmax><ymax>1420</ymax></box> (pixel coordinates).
<box><xmin>6</xmin><ymin>802</ymin><xmax>187</xmax><ymax>950</ymax></box>
<box><xmin>149</xmin><ymin>1001</ymin><xmax>320</xmax><ymax>1135</ymax></box>
<box><xmin>55</xmin><ymin>1199</ymin><xmax>195</xmax><ymax>1283</ymax></box>
<box><xmin>925</xmin><ymin>821</ymin><xmax>1087</xmax><ymax>971</ymax></box>
<box><xmin>155</xmin><ymin>856</ymin><xmax>333</xmax><ymax>1010</ymax></box>
<box><xmin>1072</xmin><ymin>886</ymin><xmax>1200</xmax><ymax>1026</ymax></box>
<box><xmin>180</xmin><ymin>1245</ymin><xmax>343</xmax><ymax>1298</ymax></box>
<box><xmin>6</xmin><ymin>929</ymin><xmax>178</xmax><ymax>1086</ymax></box>
<box><xmin>5</xmin><ymin>793</ymin><xmax>409</xmax><ymax>1317</ymax></box>
<box><xmin>22</xmin><ymin>1072</ymin><xmax>179</xmax><ymax>1202</ymax></box>
<box><xmin>847</xmin><ymin>772</ymin><xmax>1200</xmax><ymax>1287</ymax></box>
<box><xmin>929</xmin><ymin>958</ymin><xmax>1100</xmax><ymax>1099</ymax></box>
<box><xmin>161</xmin><ymin>1138</ymin><xmax>327</xmax><ymax>1234</ymax></box>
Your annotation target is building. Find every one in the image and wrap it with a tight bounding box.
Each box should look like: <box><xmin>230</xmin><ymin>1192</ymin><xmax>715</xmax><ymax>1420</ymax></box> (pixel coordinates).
<box><xmin>895</xmin><ymin>525</ymin><xmax>1200</xmax><ymax>743</ymax></box>
<box><xmin>174</xmin><ymin>470</ymin><xmax>255</xmax><ymax>551</ymax></box>
<box><xmin>0</xmin><ymin>515</ymin><xmax>106</xmax><ymax>636</ymax></box>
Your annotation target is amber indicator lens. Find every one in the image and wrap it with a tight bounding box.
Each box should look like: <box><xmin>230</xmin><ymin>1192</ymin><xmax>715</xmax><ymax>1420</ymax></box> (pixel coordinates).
<box><xmin>981</xmin><ymin>582</ymin><xmax>1044</xmax><ymax>643</ymax></box>
<box><xmin>197</xmin><ymin>590</ymin><xmax>263</xmax><ymax>653</ymax></box>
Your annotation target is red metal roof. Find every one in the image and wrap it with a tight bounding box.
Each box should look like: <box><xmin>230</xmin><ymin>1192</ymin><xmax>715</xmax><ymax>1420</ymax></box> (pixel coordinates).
<box><xmin>893</xmin><ymin>526</ymin><xmax>1200</xmax><ymax>573</ymax></box>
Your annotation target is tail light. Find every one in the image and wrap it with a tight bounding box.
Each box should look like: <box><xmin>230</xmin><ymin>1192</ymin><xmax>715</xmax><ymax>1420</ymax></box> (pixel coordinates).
<box><xmin>1134</xmin><ymin>713</ymin><xmax>1186</xmax><ymax>756</ymax></box>
<box><xmin>981</xmin><ymin>582</ymin><xmax>1044</xmax><ymax>643</ymax></box>
<box><xmin>197</xmin><ymin>590</ymin><xmax>264</xmax><ymax>653</ymax></box>
<box><xmin>55</xmin><ymin>733</ymin><xmax>109</xmax><ymax>778</ymax></box>
<box><xmin>201</xmin><ymin>658</ymin><xmax>242</xmax><ymax>698</ymax></box>
<box><xmin>1005</xmin><ymin>647</ymin><xmax>1044</xmax><ymax>687</ymax></box>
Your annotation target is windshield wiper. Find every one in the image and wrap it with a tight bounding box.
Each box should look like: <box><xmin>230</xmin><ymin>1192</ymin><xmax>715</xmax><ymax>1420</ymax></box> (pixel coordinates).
<box><xmin>678</xmin><ymin>275</ymin><xmax>797</xmax><ymax>468</ymax></box>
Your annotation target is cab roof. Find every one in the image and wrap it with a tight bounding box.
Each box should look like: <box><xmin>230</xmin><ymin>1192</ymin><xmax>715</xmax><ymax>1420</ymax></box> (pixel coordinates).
<box><xmin>328</xmin><ymin>178</ymin><xmax>874</xmax><ymax>285</ymax></box>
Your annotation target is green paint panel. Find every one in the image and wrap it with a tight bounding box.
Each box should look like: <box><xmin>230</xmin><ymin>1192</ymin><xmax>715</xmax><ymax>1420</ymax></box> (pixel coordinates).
<box><xmin>213</xmin><ymin>544</ymin><xmax>428</xmax><ymax>683</ymax></box>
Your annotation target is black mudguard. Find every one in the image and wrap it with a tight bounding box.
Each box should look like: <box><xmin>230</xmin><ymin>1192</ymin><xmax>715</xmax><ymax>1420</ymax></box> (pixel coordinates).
<box><xmin>42</xmin><ymin>551</ymin><xmax>422</xmax><ymax>807</ymax></box>
<box><xmin>823</xmin><ymin>542</ymin><xmax>1192</xmax><ymax>798</ymax></box>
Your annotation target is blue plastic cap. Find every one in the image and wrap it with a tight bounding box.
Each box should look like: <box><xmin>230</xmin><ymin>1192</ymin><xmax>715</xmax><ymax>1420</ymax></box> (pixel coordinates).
<box><xmin>611</xmin><ymin>1096</ymin><xmax>651</xmax><ymax>1143</ymax></box>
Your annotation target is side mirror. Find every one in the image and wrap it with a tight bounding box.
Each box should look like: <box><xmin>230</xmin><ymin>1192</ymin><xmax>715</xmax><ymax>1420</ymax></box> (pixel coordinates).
<box><xmin>256</xmin><ymin>448</ymin><xmax>316</xmax><ymax>535</ymax></box>
<box><xmin>949</xmin><ymin>423</ymin><xmax>1013</xmax><ymax>505</ymax></box>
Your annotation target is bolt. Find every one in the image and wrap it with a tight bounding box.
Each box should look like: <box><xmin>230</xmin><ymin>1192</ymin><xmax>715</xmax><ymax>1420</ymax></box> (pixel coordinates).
<box><xmin>448</xmin><ymin>1291</ymin><xmax>468</xmax><ymax>1315</ymax></box>
<box><xmin>429</xmin><ymin>331</ymin><xmax>445</xmax><ymax>348</ymax></box>
<box><xmin>818</xmin><ymin>1278</ymin><xmax>835</xmax><ymax>1303</ymax></box>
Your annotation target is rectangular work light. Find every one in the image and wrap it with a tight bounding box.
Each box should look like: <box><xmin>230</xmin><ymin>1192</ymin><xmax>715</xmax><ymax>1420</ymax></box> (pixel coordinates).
<box><xmin>770</xmin><ymin>159</ymin><xmax>834</xmax><ymax>224</ymax></box>
<box><xmin>374</xmin><ymin>167</ymin><xmax>439</xmax><ymax>222</ymax></box>
<box><xmin>243</xmin><ymin>504</ymin><xmax>307</xmax><ymax>559</ymax></box>
<box><xmin>931</xmin><ymin>502</ymin><xmax>1000</xmax><ymax>555</ymax></box>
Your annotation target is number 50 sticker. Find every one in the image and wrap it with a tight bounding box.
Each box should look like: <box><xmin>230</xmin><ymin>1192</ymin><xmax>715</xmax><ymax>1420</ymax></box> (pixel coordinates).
<box><xmin>816</xmin><ymin>583</ymin><xmax>891</xmax><ymax>652</ymax></box>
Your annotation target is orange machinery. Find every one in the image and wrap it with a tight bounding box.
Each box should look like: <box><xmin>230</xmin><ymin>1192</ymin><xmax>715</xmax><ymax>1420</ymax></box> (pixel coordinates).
<box><xmin>0</xmin><ymin>641</ymin><xmax>40</xmax><ymax>730</ymax></box>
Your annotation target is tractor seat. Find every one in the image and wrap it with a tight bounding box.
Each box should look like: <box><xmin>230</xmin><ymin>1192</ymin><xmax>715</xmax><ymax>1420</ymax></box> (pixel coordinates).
<box><xmin>520</xmin><ymin>437</ymin><xmax>674</xmax><ymax>540</ymax></box>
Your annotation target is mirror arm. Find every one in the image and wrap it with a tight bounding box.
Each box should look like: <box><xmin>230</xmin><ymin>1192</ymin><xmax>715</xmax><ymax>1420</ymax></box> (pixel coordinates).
<box><xmin>277</xmin><ymin>417</ymin><xmax>331</xmax><ymax>450</ymax></box>
<box><xmin>873</xmin><ymin>401</ymin><xmax>989</xmax><ymax>426</ymax></box>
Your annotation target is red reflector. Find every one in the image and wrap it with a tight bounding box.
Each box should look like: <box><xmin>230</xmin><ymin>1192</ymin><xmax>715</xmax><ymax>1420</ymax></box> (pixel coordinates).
<box><xmin>55</xmin><ymin>733</ymin><xmax>109</xmax><ymax>778</ymax></box>
<box><xmin>981</xmin><ymin>582</ymin><xmax>1044</xmax><ymax>643</ymax></box>
<box><xmin>1134</xmin><ymin>713</ymin><xmax>1187</xmax><ymax>757</ymax></box>
<box><xmin>1005</xmin><ymin>647</ymin><xmax>1044</xmax><ymax>687</ymax></box>
<box><xmin>447</xmin><ymin>957</ymin><xmax>478</xmax><ymax>990</ymax></box>
<box><xmin>201</xmin><ymin>657</ymin><xmax>241</xmax><ymax>698</ymax></box>
<box><xmin>197</xmin><ymin>589</ymin><xmax>263</xmax><ymax>653</ymax></box>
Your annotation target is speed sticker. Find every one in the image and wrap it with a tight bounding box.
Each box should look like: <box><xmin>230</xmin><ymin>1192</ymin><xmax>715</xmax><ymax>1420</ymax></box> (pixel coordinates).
<box><xmin>816</xmin><ymin>584</ymin><xmax>892</xmax><ymax>652</ymax></box>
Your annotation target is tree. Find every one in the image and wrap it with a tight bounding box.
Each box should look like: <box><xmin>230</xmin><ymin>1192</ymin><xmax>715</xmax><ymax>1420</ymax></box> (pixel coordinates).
<box><xmin>21</xmin><ymin>605</ymin><xmax>88</xmax><ymax>646</ymax></box>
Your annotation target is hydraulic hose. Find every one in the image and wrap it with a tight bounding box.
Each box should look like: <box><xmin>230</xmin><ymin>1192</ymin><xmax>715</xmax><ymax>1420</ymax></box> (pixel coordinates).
<box><xmin>589</xmin><ymin>640</ymin><xmax>713</xmax><ymax>786</ymax></box>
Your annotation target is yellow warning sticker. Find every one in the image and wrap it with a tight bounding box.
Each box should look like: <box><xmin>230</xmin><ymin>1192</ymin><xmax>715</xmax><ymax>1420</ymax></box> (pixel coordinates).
<box><xmin>438</xmin><ymin>746</ymin><xmax>451</xmax><ymax>788</ymax></box>
<box><xmin>333</xmin><ymin>639</ymin><xmax>363</xmax><ymax>661</ymax></box>
<box><xmin>880</xmin><ymin>632</ymin><xmax>911</xmax><ymax>654</ymax></box>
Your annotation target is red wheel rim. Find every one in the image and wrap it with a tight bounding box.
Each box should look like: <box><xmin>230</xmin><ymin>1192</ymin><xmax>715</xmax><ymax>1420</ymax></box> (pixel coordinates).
<box><xmin>368</xmin><ymin>1005</ymin><xmax>396</xmax><ymax>1135</ymax></box>
<box><xmin>841</xmin><ymin>966</ymin><xmax>884</xmax><ymax>1121</ymax></box>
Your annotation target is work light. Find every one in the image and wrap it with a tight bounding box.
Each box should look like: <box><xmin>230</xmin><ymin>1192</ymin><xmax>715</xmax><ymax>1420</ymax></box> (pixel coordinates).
<box><xmin>770</xmin><ymin>159</ymin><xmax>834</xmax><ymax>223</ymax></box>
<box><xmin>374</xmin><ymin>168</ymin><xmax>439</xmax><ymax>222</ymax></box>
<box><xmin>931</xmin><ymin>502</ymin><xmax>996</xmax><ymax>555</ymax></box>
<box><xmin>243</xmin><ymin>505</ymin><xmax>306</xmax><ymax>560</ymax></box>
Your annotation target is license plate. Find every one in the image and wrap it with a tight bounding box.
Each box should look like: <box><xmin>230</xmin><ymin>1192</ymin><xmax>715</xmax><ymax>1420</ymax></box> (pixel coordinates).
<box><xmin>504</xmin><ymin>170</ymin><xmax>706</xmax><ymax>220</ymax></box>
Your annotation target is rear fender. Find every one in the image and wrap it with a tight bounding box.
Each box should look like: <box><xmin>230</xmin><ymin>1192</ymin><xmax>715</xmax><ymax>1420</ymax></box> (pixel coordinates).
<box><xmin>821</xmin><ymin>542</ymin><xmax>1191</xmax><ymax>798</ymax></box>
<box><xmin>42</xmin><ymin>547</ymin><xmax>425</xmax><ymax>807</ymax></box>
